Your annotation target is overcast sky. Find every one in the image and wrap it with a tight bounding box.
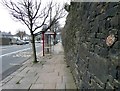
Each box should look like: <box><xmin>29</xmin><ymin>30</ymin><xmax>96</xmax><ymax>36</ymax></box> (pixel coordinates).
<box><xmin>0</xmin><ymin>0</ymin><xmax>70</xmax><ymax>35</ymax></box>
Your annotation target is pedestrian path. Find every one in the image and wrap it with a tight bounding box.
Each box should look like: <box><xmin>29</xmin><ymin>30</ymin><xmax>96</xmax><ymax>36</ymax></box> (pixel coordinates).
<box><xmin>1</xmin><ymin>43</ymin><xmax>77</xmax><ymax>89</ymax></box>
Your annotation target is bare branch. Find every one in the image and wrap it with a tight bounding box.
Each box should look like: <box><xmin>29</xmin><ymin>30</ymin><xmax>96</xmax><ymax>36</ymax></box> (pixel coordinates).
<box><xmin>2</xmin><ymin>0</ymin><xmax>66</xmax><ymax>33</ymax></box>
<box><xmin>33</xmin><ymin>0</ymin><xmax>41</xmax><ymax>19</ymax></box>
<box><xmin>33</xmin><ymin>2</ymin><xmax>53</xmax><ymax>32</ymax></box>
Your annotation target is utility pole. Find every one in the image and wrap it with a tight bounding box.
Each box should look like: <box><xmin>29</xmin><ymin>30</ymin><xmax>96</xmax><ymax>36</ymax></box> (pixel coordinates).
<box><xmin>50</xmin><ymin>5</ymin><xmax>52</xmax><ymax>54</ymax></box>
<box><xmin>42</xmin><ymin>24</ymin><xmax>47</xmax><ymax>56</ymax></box>
<box><xmin>42</xmin><ymin>32</ymin><xmax>44</xmax><ymax>56</ymax></box>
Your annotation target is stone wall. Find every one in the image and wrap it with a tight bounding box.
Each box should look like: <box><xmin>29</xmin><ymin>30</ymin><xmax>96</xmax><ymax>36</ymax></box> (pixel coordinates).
<box><xmin>62</xmin><ymin>2</ymin><xmax>120</xmax><ymax>89</ymax></box>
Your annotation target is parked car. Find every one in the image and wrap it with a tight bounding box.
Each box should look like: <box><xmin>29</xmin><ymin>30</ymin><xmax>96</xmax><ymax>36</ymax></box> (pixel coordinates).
<box><xmin>16</xmin><ymin>40</ymin><xmax>25</xmax><ymax>45</ymax></box>
<box><xmin>10</xmin><ymin>38</ymin><xmax>17</xmax><ymax>45</ymax></box>
<box><xmin>35</xmin><ymin>40</ymin><xmax>41</xmax><ymax>43</ymax></box>
<box><xmin>24</xmin><ymin>40</ymin><xmax>29</xmax><ymax>44</ymax></box>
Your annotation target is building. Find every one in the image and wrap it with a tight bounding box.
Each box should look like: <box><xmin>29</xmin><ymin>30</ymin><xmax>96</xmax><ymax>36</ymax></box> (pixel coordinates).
<box><xmin>0</xmin><ymin>31</ymin><xmax>13</xmax><ymax>45</ymax></box>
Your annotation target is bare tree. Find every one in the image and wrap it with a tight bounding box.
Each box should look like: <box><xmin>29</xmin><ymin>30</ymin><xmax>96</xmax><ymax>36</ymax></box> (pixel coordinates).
<box><xmin>2</xmin><ymin>0</ymin><xmax>66</xmax><ymax>62</ymax></box>
<box><xmin>16</xmin><ymin>30</ymin><xmax>26</xmax><ymax>40</ymax></box>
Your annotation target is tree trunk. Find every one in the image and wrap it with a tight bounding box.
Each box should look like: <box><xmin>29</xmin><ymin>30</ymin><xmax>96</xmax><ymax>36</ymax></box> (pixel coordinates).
<box><xmin>20</xmin><ymin>35</ymin><xmax>23</xmax><ymax>40</ymax></box>
<box><xmin>31</xmin><ymin>34</ymin><xmax>37</xmax><ymax>62</ymax></box>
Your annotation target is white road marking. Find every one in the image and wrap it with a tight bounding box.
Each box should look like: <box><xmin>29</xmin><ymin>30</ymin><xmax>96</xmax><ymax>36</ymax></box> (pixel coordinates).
<box><xmin>9</xmin><ymin>63</ymin><xmax>21</xmax><ymax>66</ymax></box>
<box><xmin>0</xmin><ymin>46</ymin><xmax>39</xmax><ymax>58</ymax></box>
<box><xmin>0</xmin><ymin>48</ymin><xmax>6</xmax><ymax>52</ymax></box>
<box><xmin>0</xmin><ymin>45</ymin><xmax>17</xmax><ymax>49</ymax></box>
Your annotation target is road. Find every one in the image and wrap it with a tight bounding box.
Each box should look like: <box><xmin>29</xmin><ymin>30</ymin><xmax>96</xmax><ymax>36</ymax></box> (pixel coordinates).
<box><xmin>0</xmin><ymin>43</ymin><xmax>42</xmax><ymax>80</ymax></box>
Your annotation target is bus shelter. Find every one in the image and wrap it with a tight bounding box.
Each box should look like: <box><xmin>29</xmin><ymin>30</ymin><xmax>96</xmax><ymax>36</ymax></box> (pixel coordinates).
<box><xmin>42</xmin><ymin>31</ymin><xmax>56</xmax><ymax>56</ymax></box>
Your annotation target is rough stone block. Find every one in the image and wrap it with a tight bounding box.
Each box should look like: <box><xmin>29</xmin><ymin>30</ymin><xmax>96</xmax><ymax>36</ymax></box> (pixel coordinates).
<box><xmin>111</xmin><ymin>15</ymin><xmax>119</xmax><ymax>28</ymax></box>
<box><xmin>107</xmin><ymin>2</ymin><xmax>119</xmax><ymax>9</ymax></box>
<box><xmin>105</xmin><ymin>19</ymin><xmax>111</xmax><ymax>29</ymax></box>
<box><xmin>94</xmin><ymin>45</ymin><xmax>100</xmax><ymax>54</ymax></box>
<box><xmin>99</xmin><ymin>47</ymin><xmax>108</xmax><ymax>58</ymax></box>
<box><xmin>106</xmin><ymin>5</ymin><xmax>119</xmax><ymax>17</ymax></box>
<box><xmin>113</xmin><ymin>41</ymin><xmax>120</xmax><ymax>49</ymax></box>
<box><xmin>81</xmin><ymin>81</ymin><xmax>91</xmax><ymax>89</ymax></box>
<box><xmin>97</xmin><ymin>33</ymin><xmax>106</xmax><ymax>39</ymax></box>
<box><xmin>109</xmin><ymin>48</ymin><xmax>118</xmax><ymax>55</ymax></box>
<box><xmin>112</xmin><ymin>79</ymin><xmax>120</xmax><ymax>90</ymax></box>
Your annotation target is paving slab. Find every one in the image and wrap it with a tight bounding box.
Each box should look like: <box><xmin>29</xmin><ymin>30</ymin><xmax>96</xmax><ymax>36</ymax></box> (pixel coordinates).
<box><xmin>65</xmin><ymin>83</ymin><xmax>77</xmax><ymax>89</ymax></box>
<box><xmin>56</xmin><ymin>83</ymin><xmax>66</xmax><ymax>89</ymax></box>
<box><xmin>48</xmin><ymin>76</ymin><xmax>62</xmax><ymax>83</ymax></box>
<box><xmin>31</xmin><ymin>63</ymin><xmax>43</xmax><ymax>68</ymax></box>
<box><xmin>17</xmin><ymin>66</ymin><xmax>27</xmax><ymax>72</ymax></box>
<box><xmin>41</xmin><ymin>65</ymin><xmax>55</xmax><ymax>73</ymax></box>
<box><xmin>29</xmin><ymin>67</ymin><xmax>42</xmax><ymax>73</ymax></box>
<box><xmin>3</xmin><ymin>82</ymin><xmax>31</xmax><ymax>89</ymax></box>
<box><xmin>43</xmin><ymin>83</ymin><xmax>56</xmax><ymax>89</ymax></box>
<box><xmin>35</xmin><ymin>76</ymin><xmax>50</xmax><ymax>84</ymax></box>
<box><xmin>30</xmin><ymin>83</ymin><xmax>44</xmax><ymax>89</ymax></box>
<box><xmin>5</xmin><ymin>76</ymin><xmax>23</xmax><ymax>84</ymax></box>
<box><xmin>20</xmin><ymin>76</ymin><xmax>38</xmax><ymax>84</ymax></box>
<box><xmin>63</xmin><ymin>75</ymin><xmax>75</xmax><ymax>83</ymax></box>
<box><xmin>10</xmin><ymin>70</ymin><xmax>20</xmax><ymax>76</ymax></box>
<box><xmin>2</xmin><ymin>76</ymin><xmax>13</xmax><ymax>85</ymax></box>
<box><xmin>37</xmin><ymin>72</ymin><xmax>58</xmax><ymax>77</ymax></box>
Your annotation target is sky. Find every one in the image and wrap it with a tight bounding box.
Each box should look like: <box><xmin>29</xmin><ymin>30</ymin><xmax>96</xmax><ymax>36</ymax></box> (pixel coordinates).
<box><xmin>0</xmin><ymin>0</ymin><xmax>70</xmax><ymax>35</ymax></box>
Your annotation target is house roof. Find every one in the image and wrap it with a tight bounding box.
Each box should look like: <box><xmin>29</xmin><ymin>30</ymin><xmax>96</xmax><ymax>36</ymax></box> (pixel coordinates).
<box><xmin>44</xmin><ymin>31</ymin><xmax>55</xmax><ymax>35</ymax></box>
<box><xmin>0</xmin><ymin>32</ymin><xmax>12</xmax><ymax>36</ymax></box>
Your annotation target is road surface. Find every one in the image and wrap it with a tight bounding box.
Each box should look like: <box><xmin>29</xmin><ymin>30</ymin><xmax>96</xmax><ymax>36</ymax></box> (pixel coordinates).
<box><xmin>0</xmin><ymin>43</ymin><xmax>42</xmax><ymax>80</ymax></box>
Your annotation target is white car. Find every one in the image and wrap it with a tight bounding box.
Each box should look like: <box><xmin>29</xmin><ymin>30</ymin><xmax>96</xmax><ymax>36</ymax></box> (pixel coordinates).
<box><xmin>16</xmin><ymin>40</ymin><xmax>25</xmax><ymax>45</ymax></box>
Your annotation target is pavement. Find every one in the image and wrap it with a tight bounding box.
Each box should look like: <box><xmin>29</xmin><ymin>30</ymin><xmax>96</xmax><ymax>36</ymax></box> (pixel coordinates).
<box><xmin>0</xmin><ymin>42</ymin><xmax>77</xmax><ymax>90</ymax></box>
